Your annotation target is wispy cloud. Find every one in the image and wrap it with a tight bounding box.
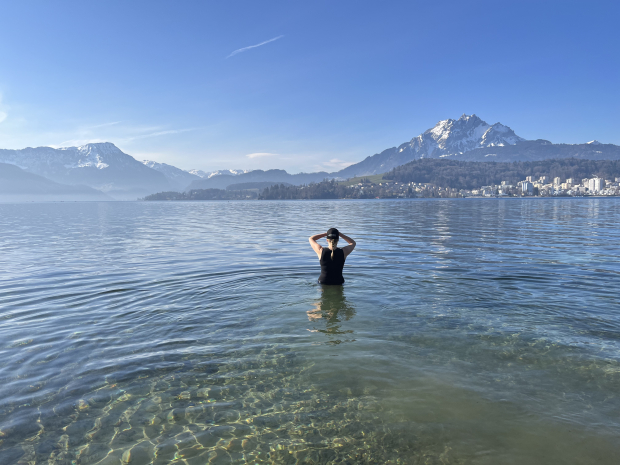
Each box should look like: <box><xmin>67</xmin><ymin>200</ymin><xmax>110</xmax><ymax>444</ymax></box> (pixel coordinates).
<box><xmin>246</xmin><ymin>152</ymin><xmax>278</xmax><ymax>159</ymax></box>
<box><xmin>52</xmin><ymin>127</ymin><xmax>195</xmax><ymax>148</ymax></box>
<box><xmin>123</xmin><ymin>128</ymin><xmax>195</xmax><ymax>141</ymax></box>
<box><xmin>227</xmin><ymin>35</ymin><xmax>284</xmax><ymax>58</ymax></box>
<box><xmin>88</xmin><ymin>121</ymin><xmax>122</xmax><ymax>129</ymax></box>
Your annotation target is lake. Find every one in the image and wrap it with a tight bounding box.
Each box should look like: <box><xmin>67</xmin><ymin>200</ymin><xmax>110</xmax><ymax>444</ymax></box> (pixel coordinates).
<box><xmin>0</xmin><ymin>199</ymin><xmax>619</xmax><ymax>464</ymax></box>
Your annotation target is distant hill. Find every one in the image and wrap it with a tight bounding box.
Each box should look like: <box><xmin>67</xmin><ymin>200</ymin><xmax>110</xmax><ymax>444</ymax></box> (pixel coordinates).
<box><xmin>143</xmin><ymin>189</ymin><xmax>257</xmax><ymax>201</ymax></box>
<box><xmin>188</xmin><ymin>169</ymin><xmax>249</xmax><ymax>178</ymax></box>
<box><xmin>455</xmin><ymin>139</ymin><xmax>620</xmax><ymax>162</ymax></box>
<box><xmin>185</xmin><ymin>169</ymin><xmax>329</xmax><ymax>190</ymax></box>
<box><xmin>142</xmin><ymin>160</ymin><xmax>201</xmax><ymax>191</ymax></box>
<box><xmin>0</xmin><ymin>163</ymin><xmax>112</xmax><ymax>201</ymax></box>
<box><xmin>226</xmin><ymin>181</ymin><xmax>292</xmax><ymax>190</ymax></box>
<box><xmin>384</xmin><ymin>158</ymin><xmax>620</xmax><ymax>190</ymax></box>
<box><xmin>0</xmin><ymin>143</ymin><xmax>171</xmax><ymax>200</ymax></box>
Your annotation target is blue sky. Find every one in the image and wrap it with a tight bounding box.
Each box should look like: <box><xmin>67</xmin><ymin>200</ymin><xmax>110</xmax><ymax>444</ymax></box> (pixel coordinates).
<box><xmin>0</xmin><ymin>0</ymin><xmax>618</xmax><ymax>173</ymax></box>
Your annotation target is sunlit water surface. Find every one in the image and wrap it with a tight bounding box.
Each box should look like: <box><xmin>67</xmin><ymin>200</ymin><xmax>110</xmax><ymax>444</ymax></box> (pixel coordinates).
<box><xmin>0</xmin><ymin>199</ymin><xmax>619</xmax><ymax>465</ymax></box>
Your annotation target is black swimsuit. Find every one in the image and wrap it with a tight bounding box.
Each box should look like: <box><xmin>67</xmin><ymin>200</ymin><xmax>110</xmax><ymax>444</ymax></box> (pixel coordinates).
<box><xmin>318</xmin><ymin>248</ymin><xmax>345</xmax><ymax>285</ymax></box>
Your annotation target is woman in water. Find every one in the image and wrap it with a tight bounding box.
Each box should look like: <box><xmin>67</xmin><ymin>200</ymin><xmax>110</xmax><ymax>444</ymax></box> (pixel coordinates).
<box><xmin>309</xmin><ymin>228</ymin><xmax>356</xmax><ymax>285</ymax></box>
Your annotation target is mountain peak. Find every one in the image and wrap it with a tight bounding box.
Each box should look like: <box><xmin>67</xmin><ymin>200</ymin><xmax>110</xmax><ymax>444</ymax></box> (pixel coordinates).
<box><xmin>587</xmin><ymin>140</ymin><xmax>602</xmax><ymax>145</ymax></box>
<box><xmin>458</xmin><ymin>113</ymin><xmax>480</xmax><ymax>122</ymax></box>
<box><xmin>403</xmin><ymin>114</ymin><xmax>525</xmax><ymax>160</ymax></box>
<box><xmin>76</xmin><ymin>142</ymin><xmax>123</xmax><ymax>155</ymax></box>
<box><xmin>81</xmin><ymin>142</ymin><xmax>118</xmax><ymax>148</ymax></box>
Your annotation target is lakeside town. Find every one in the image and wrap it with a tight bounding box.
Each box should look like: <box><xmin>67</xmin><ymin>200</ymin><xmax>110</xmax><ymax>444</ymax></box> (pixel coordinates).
<box><xmin>351</xmin><ymin>175</ymin><xmax>620</xmax><ymax>198</ymax></box>
<box><xmin>144</xmin><ymin>174</ymin><xmax>620</xmax><ymax>201</ymax></box>
<box><xmin>253</xmin><ymin>174</ymin><xmax>620</xmax><ymax>200</ymax></box>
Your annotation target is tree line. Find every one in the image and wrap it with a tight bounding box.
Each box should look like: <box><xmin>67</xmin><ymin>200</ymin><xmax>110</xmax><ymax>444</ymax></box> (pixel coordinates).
<box><xmin>258</xmin><ymin>180</ymin><xmax>350</xmax><ymax>199</ymax></box>
<box><xmin>143</xmin><ymin>189</ymin><xmax>257</xmax><ymax>200</ymax></box>
<box><xmin>383</xmin><ymin>158</ymin><xmax>620</xmax><ymax>189</ymax></box>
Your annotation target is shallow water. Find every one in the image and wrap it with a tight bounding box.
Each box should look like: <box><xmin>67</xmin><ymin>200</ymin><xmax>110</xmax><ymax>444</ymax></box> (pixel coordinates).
<box><xmin>0</xmin><ymin>199</ymin><xmax>619</xmax><ymax>464</ymax></box>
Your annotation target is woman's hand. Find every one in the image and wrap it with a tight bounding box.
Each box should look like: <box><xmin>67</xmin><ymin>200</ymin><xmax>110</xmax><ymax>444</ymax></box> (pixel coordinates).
<box><xmin>338</xmin><ymin>232</ymin><xmax>356</xmax><ymax>258</ymax></box>
<box><xmin>309</xmin><ymin>232</ymin><xmax>327</xmax><ymax>258</ymax></box>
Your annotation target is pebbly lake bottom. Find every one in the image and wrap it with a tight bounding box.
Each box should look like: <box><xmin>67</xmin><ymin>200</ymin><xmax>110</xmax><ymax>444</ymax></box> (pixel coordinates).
<box><xmin>0</xmin><ymin>199</ymin><xmax>619</xmax><ymax>464</ymax></box>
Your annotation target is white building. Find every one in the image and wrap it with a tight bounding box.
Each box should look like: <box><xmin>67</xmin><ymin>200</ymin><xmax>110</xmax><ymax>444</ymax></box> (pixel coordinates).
<box><xmin>588</xmin><ymin>178</ymin><xmax>605</xmax><ymax>193</ymax></box>
<box><xmin>553</xmin><ymin>177</ymin><xmax>561</xmax><ymax>185</ymax></box>
<box><xmin>520</xmin><ymin>181</ymin><xmax>534</xmax><ymax>194</ymax></box>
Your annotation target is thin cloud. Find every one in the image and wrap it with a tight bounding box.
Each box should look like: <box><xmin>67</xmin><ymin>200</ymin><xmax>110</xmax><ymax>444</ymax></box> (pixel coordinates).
<box><xmin>0</xmin><ymin>112</ymin><xmax>7</xmax><ymax>124</ymax></box>
<box><xmin>52</xmin><ymin>128</ymin><xmax>195</xmax><ymax>147</ymax></box>
<box><xmin>89</xmin><ymin>121</ymin><xmax>122</xmax><ymax>129</ymax></box>
<box><xmin>227</xmin><ymin>35</ymin><xmax>284</xmax><ymax>58</ymax></box>
<box><xmin>123</xmin><ymin>128</ymin><xmax>195</xmax><ymax>141</ymax></box>
<box><xmin>246</xmin><ymin>152</ymin><xmax>278</xmax><ymax>159</ymax></box>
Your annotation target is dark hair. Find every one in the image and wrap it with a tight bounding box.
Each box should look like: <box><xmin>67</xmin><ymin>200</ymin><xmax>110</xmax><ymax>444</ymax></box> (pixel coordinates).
<box><xmin>326</xmin><ymin>228</ymin><xmax>339</xmax><ymax>260</ymax></box>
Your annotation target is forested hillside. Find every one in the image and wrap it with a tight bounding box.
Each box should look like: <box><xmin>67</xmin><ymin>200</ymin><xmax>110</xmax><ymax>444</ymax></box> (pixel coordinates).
<box><xmin>384</xmin><ymin>158</ymin><xmax>620</xmax><ymax>189</ymax></box>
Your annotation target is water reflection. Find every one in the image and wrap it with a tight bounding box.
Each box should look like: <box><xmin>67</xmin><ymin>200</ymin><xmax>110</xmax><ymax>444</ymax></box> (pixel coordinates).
<box><xmin>307</xmin><ymin>285</ymin><xmax>356</xmax><ymax>344</ymax></box>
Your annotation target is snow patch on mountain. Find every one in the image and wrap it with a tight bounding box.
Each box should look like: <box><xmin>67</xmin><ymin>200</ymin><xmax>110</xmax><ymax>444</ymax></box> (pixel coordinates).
<box><xmin>63</xmin><ymin>144</ymin><xmax>111</xmax><ymax>169</ymax></box>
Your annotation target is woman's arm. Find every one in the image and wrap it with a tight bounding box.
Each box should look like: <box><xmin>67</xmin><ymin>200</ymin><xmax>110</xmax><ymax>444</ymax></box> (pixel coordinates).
<box><xmin>309</xmin><ymin>232</ymin><xmax>327</xmax><ymax>258</ymax></box>
<box><xmin>339</xmin><ymin>232</ymin><xmax>356</xmax><ymax>258</ymax></box>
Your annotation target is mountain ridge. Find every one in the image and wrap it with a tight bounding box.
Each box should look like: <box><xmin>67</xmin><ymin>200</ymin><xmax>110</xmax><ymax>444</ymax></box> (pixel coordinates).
<box><xmin>0</xmin><ymin>143</ymin><xmax>171</xmax><ymax>199</ymax></box>
<box><xmin>2</xmin><ymin>115</ymin><xmax>619</xmax><ymax>197</ymax></box>
<box><xmin>331</xmin><ymin>115</ymin><xmax>620</xmax><ymax>178</ymax></box>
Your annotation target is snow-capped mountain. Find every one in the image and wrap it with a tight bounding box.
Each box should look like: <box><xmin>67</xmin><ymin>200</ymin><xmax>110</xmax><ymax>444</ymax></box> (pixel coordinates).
<box><xmin>142</xmin><ymin>160</ymin><xmax>201</xmax><ymax>190</ymax></box>
<box><xmin>0</xmin><ymin>143</ymin><xmax>170</xmax><ymax>200</ymax></box>
<box><xmin>188</xmin><ymin>169</ymin><xmax>249</xmax><ymax>178</ymax></box>
<box><xmin>336</xmin><ymin>114</ymin><xmax>526</xmax><ymax>177</ymax></box>
<box><xmin>410</xmin><ymin>114</ymin><xmax>524</xmax><ymax>157</ymax></box>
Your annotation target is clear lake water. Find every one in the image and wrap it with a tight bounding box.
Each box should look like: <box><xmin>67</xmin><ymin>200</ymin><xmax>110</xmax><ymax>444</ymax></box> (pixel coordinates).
<box><xmin>0</xmin><ymin>198</ymin><xmax>619</xmax><ymax>464</ymax></box>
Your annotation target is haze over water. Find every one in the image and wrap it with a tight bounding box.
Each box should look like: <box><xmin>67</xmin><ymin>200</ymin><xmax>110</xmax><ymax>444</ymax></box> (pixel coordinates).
<box><xmin>0</xmin><ymin>199</ymin><xmax>619</xmax><ymax>464</ymax></box>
